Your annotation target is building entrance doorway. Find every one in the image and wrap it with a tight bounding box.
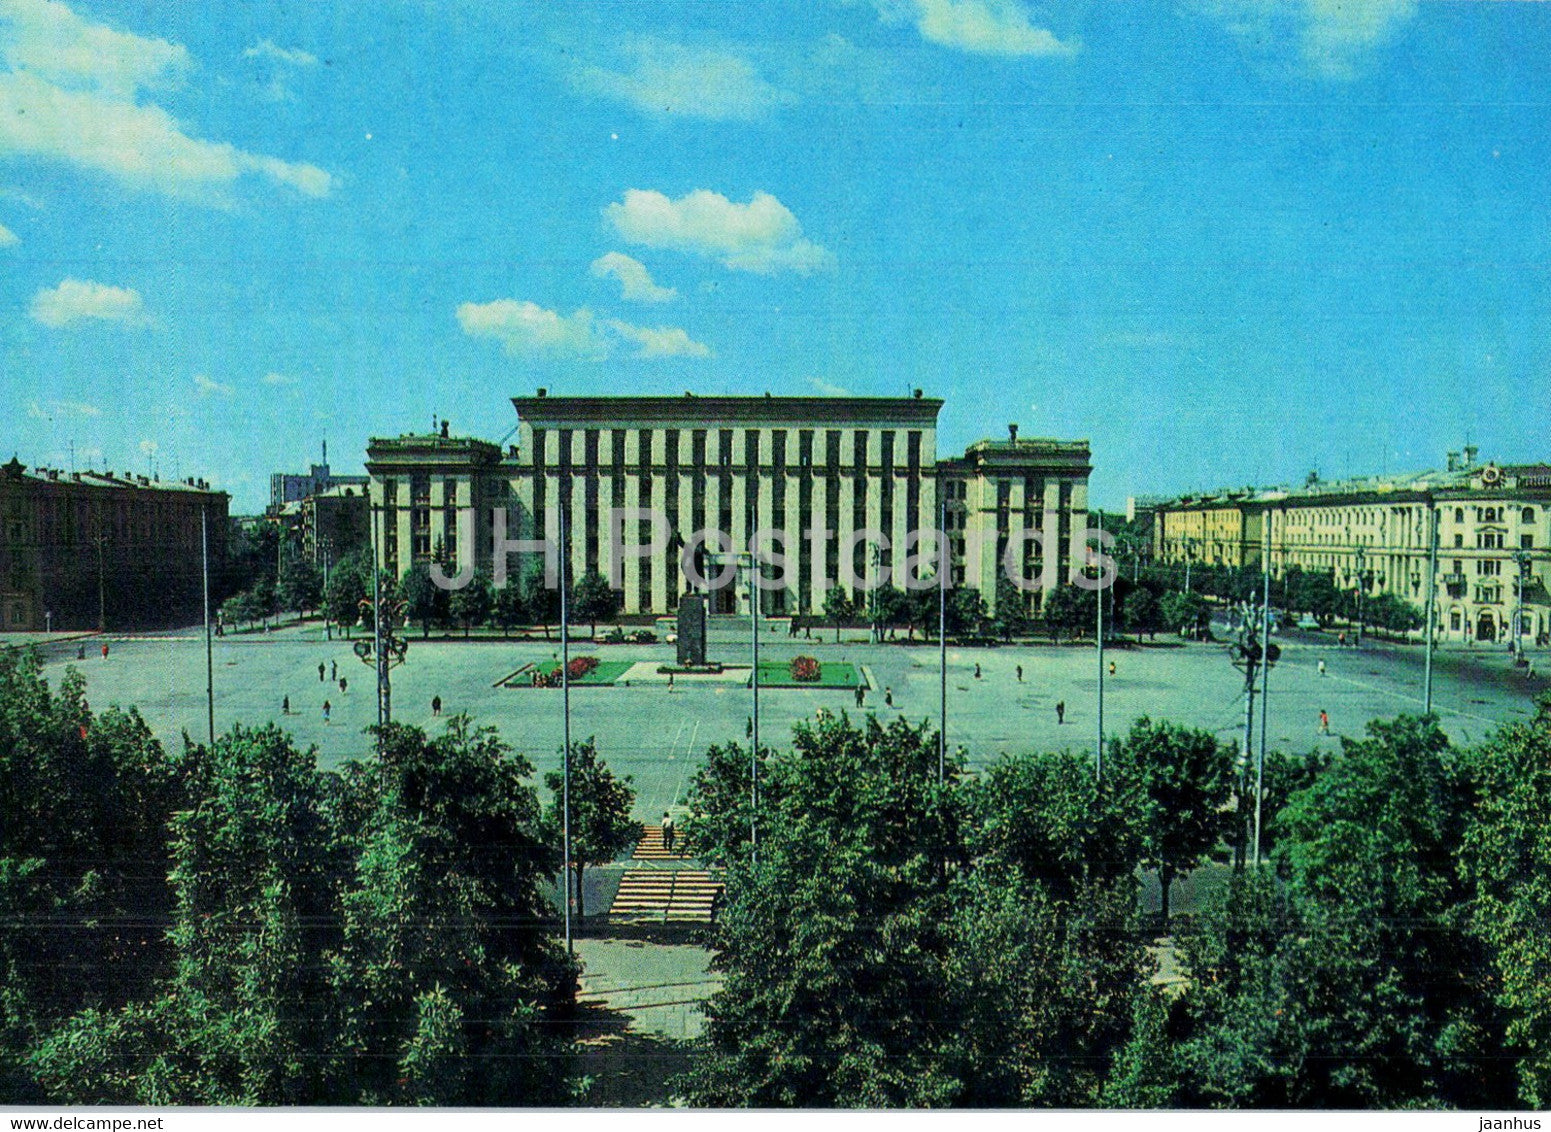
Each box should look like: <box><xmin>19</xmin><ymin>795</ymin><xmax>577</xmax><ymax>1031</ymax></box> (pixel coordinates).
<box><xmin>1476</xmin><ymin>612</ymin><xmax>1497</xmax><ymax>643</ymax></box>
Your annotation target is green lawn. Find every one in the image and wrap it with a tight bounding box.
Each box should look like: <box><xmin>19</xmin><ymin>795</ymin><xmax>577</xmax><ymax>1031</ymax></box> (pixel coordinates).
<box><xmin>512</xmin><ymin>659</ymin><xmax>637</xmax><ymax>686</ymax></box>
<box><xmin>753</xmin><ymin>660</ymin><xmax>864</xmax><ymax>689</ymax></box>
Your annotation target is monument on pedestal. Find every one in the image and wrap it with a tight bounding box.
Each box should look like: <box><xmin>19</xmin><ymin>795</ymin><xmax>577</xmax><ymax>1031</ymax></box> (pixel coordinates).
<box><xmin>677</xmin><ymin>593</ymin><xmax>707</xmax><ymax>667</ymax></box>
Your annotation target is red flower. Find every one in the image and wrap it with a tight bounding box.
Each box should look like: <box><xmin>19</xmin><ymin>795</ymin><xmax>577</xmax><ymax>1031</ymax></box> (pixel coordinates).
<box><xmin>790</xmin><ymin>656</ymin><xmax>821</xmax><ymax>682</ymax></box>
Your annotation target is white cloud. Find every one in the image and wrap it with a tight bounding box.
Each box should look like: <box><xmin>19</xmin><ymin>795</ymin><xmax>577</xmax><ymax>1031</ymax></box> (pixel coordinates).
<box><xmin>242</xmin><ymin>39</ymin><xmax>317</xmax><ymax>68</ymax></box>
<box><xmin>27</xmin><ymin>397</ymin><xmax>99</xmax><ymax>418</ymax></box>
<box><xmin>456</xmin><ymin>299</ymin><xmax>607</xmax><ymax>359</ymax></box>
<box><xmin>0</xmin><ymin>221</ymin><xmax>15</xmax><ymax>246</ymax></box>
<box><xmin>0</xmin><ymin>0</ymin><xmax>334</xmax><ymax>201</ymax></box>
<box><xmin>572</xmin><ymin>38</ymin><xmax>796</xmax><ymax>121</ymax></box>
<box><xmin>605</xmin><ymin>188</ymin><xmax>834</xmax><ymax>275</ymax></box>
<box><xmin>906</xmin><ymin>0</ymin><xmax>1078</xmax><ymax>57</ymax></box>
<box><xmin>29</xmin><ymin>278</ymin><xmax>144</xmax><ymax>327</ymax></box>
<box><xmin>591</xmin><ymin>251</ymin><xmax>677</xmax><ymax>303</ymax></box>
<box><xmin>1196</xmin><ymin>0</ymin><xmax>1418</xmax><ymax>79</ymax></box>
<box><xmin>807</xmin><ymin>376</ymin><xmax>852</xmax><ymax>396</ymax></box>
<box><xmin>0</xmin><ymin>0</ymin><xmax>189</xmax><ymax>98</ymax></box>
<box><xmin>260</xmin><ymin>371</ymin><xmax>299</xmax><ymax>386</ymax></box>
<box><xmin>194</xmin><ymin>373</ymin><xmax>232</xmax><ymax>396</ymax></box>
<box><xmin>606</xmin><ymin>320</ymin><xmax>712</xmax><ymax>359</ymax></box>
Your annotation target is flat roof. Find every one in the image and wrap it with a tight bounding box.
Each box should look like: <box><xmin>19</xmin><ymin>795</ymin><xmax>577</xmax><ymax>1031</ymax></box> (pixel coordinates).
<box><xmin>511</xmin><ymin>393</ymin><xmax>944</xmax><ymax>426</ymax></box>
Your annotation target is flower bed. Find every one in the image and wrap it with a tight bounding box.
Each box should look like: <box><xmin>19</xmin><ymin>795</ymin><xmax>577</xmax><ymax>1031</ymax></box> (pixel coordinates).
<box><xmin>790</xmin><ymin>655</ymin><xmax>821</xmax><ymax>682</ymax></box>
<box><xmin>532</xmin><ymin>655</ymin><xmax>599</xmax><ymax>687</ymax></box>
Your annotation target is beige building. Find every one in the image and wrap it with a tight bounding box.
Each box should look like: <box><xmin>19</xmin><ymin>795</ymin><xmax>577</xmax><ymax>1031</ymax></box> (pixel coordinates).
<box><xmin>1153</xmin><ymin>493</ymin><xmax>1264</xmax><ymax>570</ymax></box>
<box><xmin>367</xmin><ymin>394</ymin><xmax>1092</xmax><ymax>619</ymax></box>
<box><xmin>365</xmin><ymin>426</ymin><xmax>514</xmax><ymax>582</ymax></box>
<box><xmin>1151</xmin><ymin>452</ymin><xmax>1551</xmax><ymax>645</ymax></box>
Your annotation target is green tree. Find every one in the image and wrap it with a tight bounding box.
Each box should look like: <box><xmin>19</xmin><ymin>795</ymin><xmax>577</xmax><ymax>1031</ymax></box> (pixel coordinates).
<box><xmin>278</xmin><ymin>557</ymin><xmax>323</xmax><ymax>617</ymax></box>
<box><xmin>398</xmin><ymin>563</ymin><xmax>445</xmax><ymax>639</ymax></box>
<box><xmin>323</xmin><ymin>553</ymin><xmax>366</xmax><ymax>638</ymax></box>
<box><xmin>448</xmin><ymin>568</ymin><xmax>492</xmax><ymax>637</ymax></box>
<box><xmin>1109</xmin><ymin>718</ymin><xmax>1234</xmax><ymax>930</ymax></box>
<box><xmin>1042</xmin><ymin>582</ymin><xmax>1096</xmax><ymax>643</ymax></box>
<box><xmin>544</xmin><ymin>740</ymin><xmax>641</xmax><ymax>920</ymax></box>
<box><xmin>491</xmin><ymin>579</ymin><xmax>528</xmax><ymax>637</ymax></box>
<box><xmin>1462</xmin><ymin>697</ymin><xmax>1551</xmax><ymax>1107</ymax></box>
<box><xmin>1159</xmin><ymin>590</ymin><xmax>1209</xmax><ymax>639</ymax></box>
<box><xmin>1120</xmin><ymin>587</ymin><xmax>1161</xmax><ymax>641</ymax></box>
<box><xmin>822</xmin><ymin>585</ymin><xmax>854</xmax><ymax>642</ymax></box>
<box><xmin>945</xmin><ymin>586</ymin><xmax>988</xmax><ymax>639</ymax></box>
<box><xmin>991</xmin><ymin>576</ymin><xmax>1029</xmax><ymax>641</ymax></box>
<box><xmin>570</xmin><ymin>570</ymin><xmax>620</xmax><ymax>638</ymax></box>
<box><xmin>329</xmin><ymin>718</ymin><xmax>576</xmax><ymax>1105</ymax></box>
<box><xmin>0</xmin><ymin>651</ymin><xmax>186</xmax><ymax>1100</ymax></box>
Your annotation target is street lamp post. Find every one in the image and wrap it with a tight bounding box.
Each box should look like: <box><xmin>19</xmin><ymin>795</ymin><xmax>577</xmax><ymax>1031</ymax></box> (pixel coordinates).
<box><xmin>1183</xmin><ymin>537</ymin><xmax>1197</xmax><ymax>595</ymax></box>
<box><xmin>1423</xmin><ymin>499</ymin><xmax>1439</xmax><ymax>714</ymax></box>
<box><xmin>1512</xmin><ymin>548</ymin><xmax>1532</xmax><ymax>654</ymax></box>
<box><xmin>559</xmin><ymin>505</ymin><xmax>573</xmax><ymax>954</ymax></box>
<box><xmin>938</xmin><ymin>495</ymin><xmax>948</xmax><ymax>783</ymax></box>
<box><xmin>1354</xmin><ymin>544</ymin><xmax>1366</xmax><ymax>647</ymax></box>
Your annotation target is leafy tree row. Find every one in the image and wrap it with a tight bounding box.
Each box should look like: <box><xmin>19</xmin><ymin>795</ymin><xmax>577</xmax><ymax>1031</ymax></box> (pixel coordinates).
<box><xmin>677</xmin><ymin>698</ymin><xmax>1551</xmax><ymax>1109</ymax></box>
<box><xmin>0</xmin><ymin>650</ymin><xmax>578</xmax><ymax>1105</ymax></box>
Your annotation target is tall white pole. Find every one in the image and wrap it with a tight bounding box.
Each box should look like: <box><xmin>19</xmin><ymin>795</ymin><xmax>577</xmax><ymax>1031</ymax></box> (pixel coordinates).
<box><xmin>751</xmin><ymin>554</ymin><xmax>760</xmax><ymax>852</ymax></box>
<box><xmin>938</xmin><ymin>495</ymin><xmax>947</xmax><ymax>783</ymax></box>
<box><xmin>1254</xmin><ymin>522</ymin><xmax>1271</xmax><ymax>867</ymax></box>
<box><xmin>560</xmin><ymin>505</ymin><xmax>573</xmax><ymax>953</ymax></box>
<box><xmin>1096</xmin><ymin>516</ymin><xmax>1105</xmax><ymax>779</ymax></box>
<box><xmin>1423</xmin><ymin>499</ymin><xmax>1438</xmax><ymax>714</ymax></box>
<box><xmin>202</xmin><ymin>507</ymin><xmax>214</xmax><ymax>746</ymax></box>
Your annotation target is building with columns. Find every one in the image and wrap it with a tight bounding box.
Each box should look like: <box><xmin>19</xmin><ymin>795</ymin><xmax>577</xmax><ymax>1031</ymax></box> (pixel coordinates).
<box><xmin>365</xmin><ymin>394</ymin><xmax>1092</xmax><ymax>619</ymax></box>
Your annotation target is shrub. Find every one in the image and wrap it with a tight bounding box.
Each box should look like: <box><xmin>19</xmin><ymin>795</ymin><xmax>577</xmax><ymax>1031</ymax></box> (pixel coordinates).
<box><xmin>790</xmin><ymin>655</ymin><xmax>821</xmax><ymax>682</ymax></box>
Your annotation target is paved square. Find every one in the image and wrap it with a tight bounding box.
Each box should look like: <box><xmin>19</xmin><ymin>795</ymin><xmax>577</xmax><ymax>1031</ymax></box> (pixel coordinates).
<box><xmin>24</xmin><ymin>623</ymin><xmax>1545</xmax><ymax>823</ymax></box>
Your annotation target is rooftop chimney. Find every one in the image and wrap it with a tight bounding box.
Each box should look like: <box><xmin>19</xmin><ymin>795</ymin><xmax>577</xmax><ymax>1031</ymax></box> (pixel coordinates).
<box><xmin>1008</xmin><ymin>423</ymin><xmax>1019</xmax><ymax>443</ymax></box>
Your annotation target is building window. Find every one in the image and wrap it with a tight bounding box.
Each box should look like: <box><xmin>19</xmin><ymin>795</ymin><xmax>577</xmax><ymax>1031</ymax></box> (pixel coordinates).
<box><xmin>1523</xmin><ymin>507</ymin><xmax>1536</xmax><ymax>524</ymax></box>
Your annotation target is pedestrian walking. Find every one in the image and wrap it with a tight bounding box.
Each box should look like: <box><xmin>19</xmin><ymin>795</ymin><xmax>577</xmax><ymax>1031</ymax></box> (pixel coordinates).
<box><xmin>1319</xmin><ymin>709</ymin><xmax>1329</xmax><ymax>735</ymax></box>
<box><xmin>339</xmin><ymin>677</ymin><xmax>347</xmax><ymax>694</ymax></box>
<box><xmin>855</xmin><ymin>684</ymin><xmax>865</xmax><ymax>709</ymax></box>
<box><xmin>432</xmin><ymin>695</ymin><xmax>442</xmax><ymax>717</ymax></box>
<box><xmin>331</xmin><ymin>660</ymin><xmax>337</xmax><ymax>681</ymax></box>
<box><xmin>1056</xmin><ymin>700</ymin><xmax>1065</xmax><ymax>725</ymax></box>
<box><xmin>318</xmin><ymin>662</ymin><xmax>326</xmax><ymax>681</ymax></box>
<box><xmin>662</xmin><ymin>812</ymin><xmax>676</xmax><ymax>854</ymax></box>
<box><xmin>77</xmin><ymin>645</ymin><xmax>86</xmax><ymax>660</ymax></box>
<box><xmin>1108</xmin><ymin>660</ymin><xmax>1116</xmax><ymax>677</ymax></box>
<box><xmin>101</xmin><ymin>643</ymin><xmax>108</xmax><ymax>660</ymax></box>
<box><xmin>1318</xmin><ymin>659</ymin><xmax>1326</xmax><ymax>677</ymax></box>
<box><xmin>323</xmin><ymin>699</ymin><xmax>332</xmax><ymax>724</ymax></box>
<box><xmin>1338</xmin><ymin>631</ymin><xmax>1346</xmax><ymax>647</ymax></box>
<box><xmin>884</xmin><ymin>687</ymin><xmax>894</xmax><ymax>708</ymax></box>
<box><xmin>746</xmin><ymin>715</ymin><xmax>753</xmax><ymax>738</ymax></box>
<box><xmin>974</xmin><ymin>663</ymin><xmax>982</xmax><ymax>679</ymax></box>
<box><xmin>282</xmin><ymin>695</ymin><xmax>290</xmax><ymax>715</ymax></box>
<box><xmin>1016</xmin><ymin>665</ymin><xmax>1023</xmax><ymax>683</ymax></box>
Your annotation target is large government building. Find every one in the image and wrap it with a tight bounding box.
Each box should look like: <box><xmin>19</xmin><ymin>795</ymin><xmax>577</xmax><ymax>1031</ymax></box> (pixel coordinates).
<box><xmin>366</xmin><ymin>392</ymin><xmax>1093</xmax><ymax>619</ymax></box>
<box><xmin>1151</xmin><ymin>449</ymin><xmax>1551</xmax><ymax>645</ymax></box>
<box><xmin>0</xmin><ymin>456</ymin><xmax>228</xmax><ymax>632</ymax></box>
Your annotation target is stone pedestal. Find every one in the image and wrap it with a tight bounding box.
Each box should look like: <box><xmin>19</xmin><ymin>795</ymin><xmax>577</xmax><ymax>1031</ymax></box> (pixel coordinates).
<box><xmin>677</xmin><ymin>593</ymin><xmax>707</xmax><ymax>667</ymax></box>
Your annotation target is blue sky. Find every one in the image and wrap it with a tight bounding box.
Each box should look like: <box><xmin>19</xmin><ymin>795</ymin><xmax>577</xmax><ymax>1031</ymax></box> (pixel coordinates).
<box><xmin>2</xmin><ymin>0</ymin><xmax>1547</xmax><ymax>513</ymax></box>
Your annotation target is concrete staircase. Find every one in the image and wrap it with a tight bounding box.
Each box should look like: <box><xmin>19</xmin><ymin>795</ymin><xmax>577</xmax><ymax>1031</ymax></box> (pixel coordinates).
<box><xmin>610</xmin><ymin>869</ymin><xmax>722</xmax><ymax>923</ymax></box>
<box><xmin>609</xmin><ymin>826</ymin><xmax>722</xmax><ymax>923</ymax></box>
<box><xmin>633</xmin><ymin>824</ymin><xmax>691</xmax><ymax>861</ymax></box>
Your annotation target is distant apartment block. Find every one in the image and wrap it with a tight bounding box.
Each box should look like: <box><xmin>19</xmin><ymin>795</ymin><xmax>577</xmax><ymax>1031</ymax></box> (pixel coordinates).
<box><xmin>268</xmin><ymin>441</ymin><xmax>368</xmax><ymax>511</ymax></box>
<box><xmin>0</xmin><ymin>456</ymin><xmax>229</xmax><ymax>632</ymax></box>
<box><xmin>1152</xmin><ymin>449</ymin><xmax>1551</xmax><ymax>645</ymax></box>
